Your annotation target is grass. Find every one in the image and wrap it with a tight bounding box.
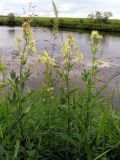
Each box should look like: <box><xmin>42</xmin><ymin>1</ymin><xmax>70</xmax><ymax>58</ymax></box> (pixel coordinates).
<box><xmin>1</xmin><ymin>16</ymin><xmax>120</xmax><ymax>33</ymax></box>
<box><xmin>0</xmin><ymin>19</ymin><xmax>120</xmax><ymax>159</ymax></box>
<box><xmin>0</xmin><ymin>2</ymin><xmax>120</xmax><ymax>158</ymax></box>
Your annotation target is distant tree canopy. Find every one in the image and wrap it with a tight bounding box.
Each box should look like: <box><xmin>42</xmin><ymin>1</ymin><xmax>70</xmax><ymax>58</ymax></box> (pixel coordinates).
<box><xmin>7</xmin><ymin>13</ymin><xmax>15</xmax><ymax>26</ymax></box>
<box><xmin>88</xmin><ymin>11</ymin><xmax>113</xmax><ymax>23</ymax></box>
<box><xmin>0</xmin><ymin>16</ymin><xmax>3</xmax><ymax>25</ymax></box>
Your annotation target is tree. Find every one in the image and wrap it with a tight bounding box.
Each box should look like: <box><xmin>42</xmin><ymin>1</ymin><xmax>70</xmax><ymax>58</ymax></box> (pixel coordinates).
<box><xmin>7</xmin><ymin>13</ymin><xmax>15</xmax><ymax>26</ymax></box>
<box><xmin>103</xmin><ymin>12</ymin><xmax>112</xmax><ymax>23</ymax></box>
<box><xmin>0</xmin><ymin>16</ymin><xmax>3</xmax><ymax>25</ymax></box>
<box><xmin>88</xmin><ymin>11</ymin><xmax>113</xmax><ymax>23</ymax></box>
<box><xmin>88</xmin><ymin>13</ymin><xmax>94</xmax><ymax>19</ymax></box>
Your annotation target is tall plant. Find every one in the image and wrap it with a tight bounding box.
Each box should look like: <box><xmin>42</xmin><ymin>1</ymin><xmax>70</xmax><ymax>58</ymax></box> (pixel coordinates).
<box><xmin>8</xmin><ymin>20</ymin><xmax>36</xmax><ymax>157</ymax></box>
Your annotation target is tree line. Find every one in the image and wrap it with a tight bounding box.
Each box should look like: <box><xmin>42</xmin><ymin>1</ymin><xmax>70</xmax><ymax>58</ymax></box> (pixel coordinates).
<box><xmin>88</xmin><ymin>11</ymin><xmax>113</xmax><ymax>23</ymax></box>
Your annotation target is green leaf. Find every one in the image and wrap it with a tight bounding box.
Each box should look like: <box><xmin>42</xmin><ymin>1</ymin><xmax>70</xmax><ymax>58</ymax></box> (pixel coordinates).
<box><xmin>14</xmin><ymin>139</ymin><xmax>20</xmax><ymax>159</ymax></box>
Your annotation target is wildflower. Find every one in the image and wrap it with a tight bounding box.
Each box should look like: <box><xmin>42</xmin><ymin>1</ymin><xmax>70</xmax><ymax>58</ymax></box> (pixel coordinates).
<box><xmin>16</xmin><ymin>36</ymin><xmax>22</xmax><ymax>43</ymax></box>
<box><xmin>73</xmin><ymin>53</ymin><xmax>83</xmax><ymax>63</ymax></box>
<box><xmin>47</xmin><ymin>87</ymin><xmax>54</xmax><ymax>92</ymax></box>
<box><xmin>22</xmin><ymin>21</ymin><xmax>32</xmax><ymax>37</ymax></box>
<box><xmin>30</xmin><ymin>40</ymin><xmax>36</xmax><ymax>46</ymax></box>
<box><xmin>38</xmin><ymin>51</ymin><xmax>56</xmax><ymax>66</ymax></box>
<box><xmin>73</xmin><ymin>47</ymin><xmax>83</xmax><ymax>63</ymax></box>
<box><xmin>95</xmin><ymin>60</ymin><xmax>103</xmax><ymax>66</ymax></box>
<box><xmin>62</xmin><ymin>42</ymin><xmax>71</xmax><ymax>57</ymax></box>
<box><xmin>61</xmin><ymin>34</ymin><xmax>83</xmax><ymax>69</ymax></box>
<box><xmin>90</xmin><ymin>31</ymin><xmax>102</xmax><ymax>41</ymax></box>
<box><xmin>17</xmin><ymin>21</ymin><xmax>36</xmax><ymax>55</ymax></box>
<box><xmin>67</xmin><ymin>33</ymin><xmax>74</xmax><ymax>45</ymax></box>
<box><xmin>26</xmin><ymin>42</ymin><xmax>36</xmax><ymax>54</ymax></box>
<box><xmin>62</xmin><ymin>34</ymin><xmax>74</xmax><ymax>57</ymax></box>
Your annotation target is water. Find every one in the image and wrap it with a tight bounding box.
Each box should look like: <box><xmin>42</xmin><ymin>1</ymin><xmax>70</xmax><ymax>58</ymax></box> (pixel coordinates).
<box><xmin>0</xmin><ymin>26</ymin><xmax>120</xmax><ymax>64</ymax></box>
<box><xmin>0</xmin><ymin>26</ymin><xmax>120</xmax><ymax>106</ymax></box>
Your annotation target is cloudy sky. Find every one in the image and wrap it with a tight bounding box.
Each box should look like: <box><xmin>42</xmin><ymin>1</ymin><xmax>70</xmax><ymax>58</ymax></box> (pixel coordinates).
<box><xmin>0</xmin><ymin>0</ymin><xmax>120</xmax><ymax>19</ymax></box>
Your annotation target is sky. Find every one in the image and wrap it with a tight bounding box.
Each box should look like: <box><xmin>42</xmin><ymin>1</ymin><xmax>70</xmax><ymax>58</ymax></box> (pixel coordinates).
<box><xmin>0</xmin><ymin>0</ymin><xmax>120</xmax><ymax>19</ymax></box>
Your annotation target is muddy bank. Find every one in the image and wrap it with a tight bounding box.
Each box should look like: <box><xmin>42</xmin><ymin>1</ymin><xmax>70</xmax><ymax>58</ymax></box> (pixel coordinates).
<box><xmin>1</xmin><ymin>53</ymin><xmax>120</xmax><ymax>107</ymax></box>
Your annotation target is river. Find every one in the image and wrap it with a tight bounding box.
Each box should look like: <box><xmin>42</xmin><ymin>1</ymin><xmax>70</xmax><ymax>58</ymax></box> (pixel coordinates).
<box><xmin>0</xmin><ymin>26</ymin><xmax>120</xmax><ymax>61</ymax></box>
<box><xmin>0</xmin><ymin>26</ymin><xmax>120</xmax><ymax>106</ymax></box>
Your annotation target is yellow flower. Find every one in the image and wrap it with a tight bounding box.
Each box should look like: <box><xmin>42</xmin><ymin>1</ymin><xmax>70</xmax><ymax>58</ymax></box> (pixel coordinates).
<box><xmin>62</xmin><ymin>34</ymin><xmax>74</xmax><ymax>57</ymax></box>
<box><xmin>16</xmin><ymin>36</ymin><xmax>22</xmax><ymax>43</ymax></box>
<box><xmin>72</xmin><ymin>47</ymin><xmax>83</xmax><ymax>63</ymax></box>
<box><xmin>90</xmin><ymin>31</ymin><xmax>102</xmax><ymax>41</ymax></box>
<box><xmin>38</xmin><ymin>51</ymin><xmax>56</xmax><ymax>66</ymax></box>
<box><xmin>73</xmin><ymin>53</ymin><xmax>83</xmax><ymax>63</ymax></box>
<box><xmin>22</xmin><ymin>21</ymin><xmax>32</xmax><ymax>37</ymax></box>
<box><xmin>30</xmin><ymin>40</ymin><xmax>36</xmax><ymax>46</ymax></box>
<box><xmin>95</xmin><ymin>60</ymin><xmax>103</xmax><ymax>66</ymax></box>
<box><xmin>62</xmin><ymin>42</ymin><xmax>71</xmax><ymax>57</ymax></box>
<box><xmin>16</xmin><ymin>21</ymin><xmax>36</xmax><ymax>56</ymax></box>
<box><xmin>47</xmin><ymin>87</ymin><xmax>54</xmax><ymax>92</ymax></box>
<box><xmin>67</xmin><ymin>33</ymin><xmax>74</xmax><ymax>45</ymax></box>
<box><xmin>19</xmin><ymin>53</ymin><xmax>28</xmax><ymax>62</ymax></box>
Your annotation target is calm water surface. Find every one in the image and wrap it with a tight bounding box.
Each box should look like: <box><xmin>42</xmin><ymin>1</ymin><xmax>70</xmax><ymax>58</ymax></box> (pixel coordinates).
<box><xmin>0</xmin><ymin>26</ymin><xmax>120</xmax><ymax>61</ymax></box>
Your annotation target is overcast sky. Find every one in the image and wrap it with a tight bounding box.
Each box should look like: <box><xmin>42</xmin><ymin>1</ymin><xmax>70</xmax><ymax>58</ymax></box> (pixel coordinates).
<box><xmin>0</xmin><ymin>0</ymin><xmax>120</xmax><ymax>18</ymax></box>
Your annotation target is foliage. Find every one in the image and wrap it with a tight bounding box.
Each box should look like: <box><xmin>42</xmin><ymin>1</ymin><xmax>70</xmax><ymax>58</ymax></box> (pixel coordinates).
<box><xmin>88</xmin><ymin>11</ymin><xmax>113</xmax><ymax>23</ymax></box>
<box><xmin>0</xmin><ymin>2</ymin><xmax>120</xmax><ymax>160</ymax></box>
<box><xmin>7</xmin><ymin>13</ymin><xmax>15</xmax><ymax>26</ymax></box>
<box><xmin>1</xmin><ymin>16</ymin><xmax>120</xmax><ymax>33</ymax></box>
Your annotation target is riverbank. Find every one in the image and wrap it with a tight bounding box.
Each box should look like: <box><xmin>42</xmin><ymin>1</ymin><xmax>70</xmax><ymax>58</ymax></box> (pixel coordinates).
<box><xmin>1</xmin><ymin>16</ymin><xmax>120</xmax><ymax>33</ymax></box>
<box><xmin>1</xmin><ymin>53</ymin><xmax>120</xmax><ymax>107</ymax></box>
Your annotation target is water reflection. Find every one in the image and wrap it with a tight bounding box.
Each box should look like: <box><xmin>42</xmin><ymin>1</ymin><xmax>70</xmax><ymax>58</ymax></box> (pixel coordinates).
<box><xmin>8</xmin><ymin>28</ymin><xmax>15</xmax><ymax>36</ymax></box>
<box><xmin>0</xmin><ymin>26</ymin><xmax>120</xmax><ymax>59</ymax></box>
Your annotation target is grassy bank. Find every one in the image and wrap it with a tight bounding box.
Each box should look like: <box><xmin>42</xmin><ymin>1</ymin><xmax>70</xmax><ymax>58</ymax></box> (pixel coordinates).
<box><xmin>1</xmin><ymin>16</ymin><xmax>120</xmax><ymax>32</ymax></box>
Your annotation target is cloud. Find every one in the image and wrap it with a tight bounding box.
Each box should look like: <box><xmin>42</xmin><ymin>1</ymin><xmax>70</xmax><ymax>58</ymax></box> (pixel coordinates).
<box><xmin>0</xmin><ymin>0</ymin><xmax>120</xmax><ymax>18</ymax></box>
<box><xmin>59</xmin><ymin>2</ymin><xmax>77</xmax><ymax>12</ymax></box>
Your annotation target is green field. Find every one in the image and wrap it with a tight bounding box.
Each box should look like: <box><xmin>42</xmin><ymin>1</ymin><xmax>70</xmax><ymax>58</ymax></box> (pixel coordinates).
<box><xmin>1</xmin><ymin>16</ymin><xmax>120</xmax><ymax>32</ymax></box>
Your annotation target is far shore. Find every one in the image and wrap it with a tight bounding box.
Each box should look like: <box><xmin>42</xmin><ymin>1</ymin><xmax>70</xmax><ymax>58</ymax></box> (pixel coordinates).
<box><xmin>1</xmin><ymin>17</ymin><xmax>120</xmax><ymax>33</ymax></box>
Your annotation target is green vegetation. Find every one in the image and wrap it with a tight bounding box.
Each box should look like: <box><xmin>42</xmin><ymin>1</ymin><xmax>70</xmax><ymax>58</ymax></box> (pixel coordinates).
<box><xmin>7</xmin><ymin>13</ymin><xmax>15</xmax><ymax>26</ymax></box>
<box><xmin>0</xmin><ymin>18</ymin><xmax>120</xmax><ymax>159</ymax></box>
<box><xmin>1</xmin><ymin>15</ymin><xmax>120</xmax><ymax>32</ymax></box>
<box><xmin>0</xmin><ymin>2</ymin><xmax>120</xmax><ymax>159</ymax></box>
<box><xmin>88</xmin><ymin>11</ymin><xmax>112</xmax><ymax>23</ymax></box>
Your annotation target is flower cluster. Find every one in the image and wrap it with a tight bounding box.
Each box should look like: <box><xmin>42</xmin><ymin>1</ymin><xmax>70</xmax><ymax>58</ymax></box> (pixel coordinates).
<box><xmin>90</xmin><ymin>31</ymin><xmax>103</xmax><ymax>42</ymax></box>
<box><xmin>26</xmin><ymin>39</ymin><xmax>36</xmax><ymax>53</ymax></box>
<box><xmin>23</xmin><ymin>21</ymin><xmax>36</xmax><ymax>54</ymax></box>
<box><xmin>61</xmin><ymin>34</ymin><xmax>83</xmax><ymax>67</ymax></box>
<box><xmin>16</xmin><ymin>21</ymin><xmax>36</xmax><ymax>56</ymax></box>
<box><xmin>38</xmin><ymin>51</ymin><xmax>56</xmax><ymax>66</ymax></box>
<box><xmin>72</xmin><ymin>47</ymin><xmax>83</xmax><ymax>63</ymax></box>
<box><xmin>47</xmin><ymin>87</ymin><xmax>54</xmax><ymax>92</ymax></box>
<box><xmin>22</xmin><ymin>21</ymin><xmax>32</xmax><ymax>37</ymax></box>
<box><xmin>62</xmin><ymin>33</ymin><xmax>74</xmax><ymax>57</ymax></box>
<box><xmin>16</xmin><ymin>36</ymin><xmax>22</xmax><ymax>43</ymax></box>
